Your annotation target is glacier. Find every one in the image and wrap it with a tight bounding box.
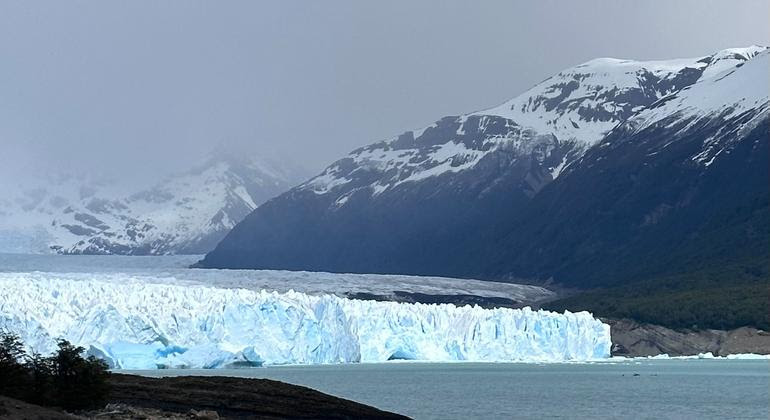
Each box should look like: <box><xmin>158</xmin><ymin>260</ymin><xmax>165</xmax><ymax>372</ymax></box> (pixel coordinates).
<box><xmin>0</xmin><ymin>272</ymin><xmax>611</xmax><ymax>369</ymax></box>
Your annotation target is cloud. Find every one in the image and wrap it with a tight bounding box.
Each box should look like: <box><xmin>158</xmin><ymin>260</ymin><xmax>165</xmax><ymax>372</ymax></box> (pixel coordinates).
<box><xmin>0</xmin><ymin>0</ymin><xmax>767</xmax><ymax>191</ymax></box>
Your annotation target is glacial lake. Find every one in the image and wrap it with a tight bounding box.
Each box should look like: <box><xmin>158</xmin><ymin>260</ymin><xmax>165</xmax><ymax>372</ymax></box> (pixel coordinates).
<box><xmin>4</xmin><ymin>253</ymin><xmax>768</xmax><ymax>418</ymax></box>
<box><xmin>130</xmin><ymin>359</ymin><xmax>770</xmax><ymax>419</ymax></box>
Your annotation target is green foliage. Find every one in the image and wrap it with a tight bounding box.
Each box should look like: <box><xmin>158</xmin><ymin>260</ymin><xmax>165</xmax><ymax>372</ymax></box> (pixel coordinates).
<box><xmin>25</xmin><ymin>352</ymin><xmax>54</xmax><ymax>406</ymax></box>
<box><xmin>546</xmin><ymin>258</ymin><xmax>770</xmax><ymax>330</ymax></box>
<box><xmin>0</xmin><ymin>331</ymin><xmax>110</xmax><ymax>410</ymax></box>
<box><xmin>0</xmin><ymin>332</ymin><xmax>28</xmax><ymax>399</ymax></box>
<box><xmin>51</xmin><ymin>340</ymin><xmax>110</xmax><ymax>409</ymax></box>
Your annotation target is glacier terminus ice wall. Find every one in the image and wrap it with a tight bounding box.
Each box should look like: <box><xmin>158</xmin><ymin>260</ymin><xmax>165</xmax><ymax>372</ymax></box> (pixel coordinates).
<box><xmin>0</xmin><ymin>273</ymin><xmax>611</xmax><ymax>369</ymax></box>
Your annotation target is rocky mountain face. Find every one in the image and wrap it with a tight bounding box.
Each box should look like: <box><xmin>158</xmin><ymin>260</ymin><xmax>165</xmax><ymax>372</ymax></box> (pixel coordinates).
<box><xmin>197</xmin><ymin>46</ymin><xmax>768</xmax><ymax>286</ymax></box>
<box><xmin>0</xmin><ymin>153</ymin><xmax>304</xmax><ymax>255</ymax></box>
<box><xmin>605</xmin><ymin>319</ymin><xmax>770</xmax><ymax>357</ymax></box>
<box><xmin>479</xmin><ymin>48</ymin><xmax>770</xmax><ymax>288</ymax></box>
<box><xmin>537</xmin><ymin>50</ymin><xmax>769</xmax><ymax>331</ymax></box>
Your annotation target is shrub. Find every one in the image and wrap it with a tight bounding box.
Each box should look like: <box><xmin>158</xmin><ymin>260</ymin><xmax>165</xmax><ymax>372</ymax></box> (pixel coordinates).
<box><xmin>50</xmin><ymin>339</ymin><xmax>110</xmax><ymax>410</ymax></box>
<box><xmin>0</xmin><ymin>332</ymin><xmax>29</xmax><ymax>399</ymax></box>
<box><xmin>0</xmin><ymin>331</ymin><xmax>110</xmax><ymax>410</ymax></box>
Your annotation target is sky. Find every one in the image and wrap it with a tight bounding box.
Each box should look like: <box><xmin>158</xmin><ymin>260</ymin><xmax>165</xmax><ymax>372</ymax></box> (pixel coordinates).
<box><xmin>0</xmin><ymin>0</ymin><xmax>768</xmax><ymax>189</ymax></box>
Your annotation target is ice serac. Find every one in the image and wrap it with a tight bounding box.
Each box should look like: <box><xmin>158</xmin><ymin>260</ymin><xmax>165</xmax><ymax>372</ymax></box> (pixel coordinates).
<box><xmin>0</xmin><ymin>274</ymin><xmax>611</xmax><ymax>369</ymax></box>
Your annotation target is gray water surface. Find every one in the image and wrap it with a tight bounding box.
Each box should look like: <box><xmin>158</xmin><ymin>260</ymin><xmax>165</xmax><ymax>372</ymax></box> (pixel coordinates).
<box><xmin>130</xmin><ymin>360</ymin><xmax>769</xmax><ymax>419</ymax></box>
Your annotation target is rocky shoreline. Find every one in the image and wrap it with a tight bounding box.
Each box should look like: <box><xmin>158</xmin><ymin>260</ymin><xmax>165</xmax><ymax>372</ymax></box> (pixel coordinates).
<box><xmin>0</xmin><ymin>374</ymin><xmax>408</xmax><ymax>420</ymax></box>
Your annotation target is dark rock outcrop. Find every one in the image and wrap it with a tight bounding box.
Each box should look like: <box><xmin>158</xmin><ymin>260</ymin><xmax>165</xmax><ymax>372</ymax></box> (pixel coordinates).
<box><xmin>105</xmin><ymin>374</ymin><xmax>408</xmax><ymax>419</ymax></box>
<box><xmin>608</xmin><ymin>319</ymin><xmax>770</xmax><ymax>357</ymax></box>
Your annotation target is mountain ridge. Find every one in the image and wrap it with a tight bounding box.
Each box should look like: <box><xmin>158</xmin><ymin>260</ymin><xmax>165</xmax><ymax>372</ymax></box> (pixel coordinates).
<box><xmin>198</xmin><ymin>47</ymin><xmax>768</xmax><ymax>288</ymax></box>
<box><xmin>0</xmin><ymin>151</ymin><xmax>305</xmax><ymax>255</ymax></box>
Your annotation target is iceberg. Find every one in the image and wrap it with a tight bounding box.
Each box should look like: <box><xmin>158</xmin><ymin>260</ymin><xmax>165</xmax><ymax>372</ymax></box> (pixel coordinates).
<box><xmin>0</xmin><ymin>273</ymin><xmax>611</xmax><ymax>368</ymax></box>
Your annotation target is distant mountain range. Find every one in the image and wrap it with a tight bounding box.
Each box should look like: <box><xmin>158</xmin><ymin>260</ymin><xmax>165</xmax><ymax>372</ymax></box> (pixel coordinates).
<box><xmin>196</xmin><ymin>46</ymin><xmax>769</xmax><ymax>330</ymax></box>
<box><xmin>0</xmin><ymin>152</ymin><xmax>305</xmax><ymax>255</ymax></box>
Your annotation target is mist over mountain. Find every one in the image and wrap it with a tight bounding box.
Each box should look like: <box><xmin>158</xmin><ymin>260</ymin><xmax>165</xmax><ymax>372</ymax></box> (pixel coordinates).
<box><xmin>2</xmin><ymin>1</ymin><xmax>768</xmax><ymax>198</ymax></box>
<box><xmin>0</xmin><ymin>150</ymin><xmax>308</xmax><ymax>255</ymax></box>
<box><xmin>1</xmin><ymin>3</ymin><xmax>769</xmax><ymax>418</ymax></box>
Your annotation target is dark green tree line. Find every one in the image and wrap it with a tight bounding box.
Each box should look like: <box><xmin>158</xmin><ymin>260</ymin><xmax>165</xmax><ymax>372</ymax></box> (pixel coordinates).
<box><xmin>0</xmin><ymin>331</ymin><xmax>110</xmax><ymax>410</ymax></box>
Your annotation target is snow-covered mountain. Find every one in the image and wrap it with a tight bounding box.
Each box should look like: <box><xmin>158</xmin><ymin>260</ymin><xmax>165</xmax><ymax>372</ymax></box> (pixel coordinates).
<box><xmin>625</xmin><ymin>47</ymin><xmax>769</xmax><ymax>167</ymax></box>
<box><xmin>301</xmin><ymin>45</ymin><xmax>766</xmax><ymax>198</ymax></box>
<box><xmin>476</xmin><ymin>47</ymin><xmax>769</xmax><ymax>287</ymax></box>
<box><xmin>197</xmin><ymin>46</ymin><xmax>767</xmax><ymax>278</ymax></box>
<box><xmin>0</xmin><ymin>152</ymin><xmax>305</xmax><ymax>255</ymax></box>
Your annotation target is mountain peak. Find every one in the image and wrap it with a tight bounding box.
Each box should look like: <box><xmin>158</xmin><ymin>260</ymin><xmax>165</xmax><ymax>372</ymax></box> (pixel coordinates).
<box><xmin>0</xmin><ymin>150</ymin><xmax>304</xmax><ymax>255</ymax></box>
<box><xmin>710</xmin><ymin>45</ymin><xmax>767</xmax><ymax>61</ymax></box>
<box><xmin>621</xmin><ymin>49</ymin><xmax>769</xmax><ymax>170</ymax></box>
<box><xmin>475</xmin><ymin>46</ymin><xmax>766</xmax><ymax>147</ymax></box>
<box><xmin>298</xmin><ymin>48</ymin><xmax>765</xmax><ymax>199</ymax></box>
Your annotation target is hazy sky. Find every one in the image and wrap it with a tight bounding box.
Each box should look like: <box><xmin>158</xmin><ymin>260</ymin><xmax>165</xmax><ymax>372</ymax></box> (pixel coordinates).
<box><xmin>1</xmin><ymin>0</ymin><xmax>768</xmax><ymax>187</ymax></box>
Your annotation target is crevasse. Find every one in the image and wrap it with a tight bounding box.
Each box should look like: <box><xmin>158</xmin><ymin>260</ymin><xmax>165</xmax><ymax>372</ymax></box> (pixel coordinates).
<box><xmin>0</xmin><ymin>273</ymin><xmax>611</xmax><ymax>368</ymax></box>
